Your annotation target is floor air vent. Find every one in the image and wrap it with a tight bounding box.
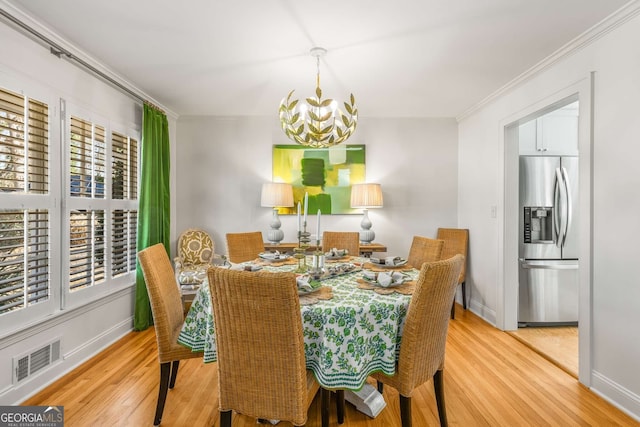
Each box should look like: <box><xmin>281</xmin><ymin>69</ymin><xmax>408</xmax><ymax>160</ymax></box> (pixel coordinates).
<box><xmin>13</xmin><ymin>338</ymin><xmax>61</xmax><ymax>383</ymax></box>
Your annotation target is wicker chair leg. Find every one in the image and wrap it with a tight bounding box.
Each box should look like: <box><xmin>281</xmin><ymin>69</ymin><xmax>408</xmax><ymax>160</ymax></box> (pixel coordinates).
<box><xmin>168</xmin><ymin>360</ymin><xmax>180</xmax><ymax>389</ymax></box>
<box><xmin>377</xmin><ymin>380</ymin><xmax>384</xmax><ymax>394</ymax></box>
<box><xmin>220</xmin><ymin>410</ymin><xmax>232</xmax><ymax>427</ymax></box>
<box><xmin>400</xmin><ymin>395</ymin><xmax>412</xmax><ymax>427</ymax></box>
<box><xmin>450</xmin><ymin>300</ymin><xmax>455</xmax><ymax>319</ymax></box>
<box><xmin>461</xmin><ymin>281</ymin><xmax>467</xmax><ymax>310</ymax></box>
<box><xmin>434</xmin><ymin>370</ymin><xmax>448</xmax><ymax>427</ymax></box>
<box><xmin>321</xmin><ymin>388</ymin><xmax>330</xmax><ymax>427</ymax></box>
<box><xmin>336</xmin><ymin>390</ymin><xmax>345</xmax><ymax>424</ymax></box>
<box><xmin>154</xmin><ymin>362</ymin><xmax>171</xmax><ymax>426</ymax></box>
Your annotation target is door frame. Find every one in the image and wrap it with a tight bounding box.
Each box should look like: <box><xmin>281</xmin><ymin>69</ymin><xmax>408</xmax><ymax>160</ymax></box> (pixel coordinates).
<box><xmin>497</xmin><ymin>74</ymin><xmax>593</xmax><ymax>386</ymax></box>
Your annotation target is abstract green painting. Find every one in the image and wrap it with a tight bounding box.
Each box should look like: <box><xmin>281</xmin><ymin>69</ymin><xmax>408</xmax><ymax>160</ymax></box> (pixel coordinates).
<box><xmin>272</xmin><ymin>144</ymin><xmax>366</xmax><ymax>215</ymax></box>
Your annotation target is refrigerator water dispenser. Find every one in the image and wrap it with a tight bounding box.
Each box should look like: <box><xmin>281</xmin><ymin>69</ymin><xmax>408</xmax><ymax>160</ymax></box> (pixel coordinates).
<box><xmin>523</xmin><ymin>206</ymin><xmax>553</xmax><ymax>243</ymax></box>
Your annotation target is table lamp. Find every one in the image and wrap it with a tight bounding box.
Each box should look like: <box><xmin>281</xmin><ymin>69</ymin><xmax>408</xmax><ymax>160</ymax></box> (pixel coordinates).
<box><xmin>261</xmin><ymin>182</ymin><xmax>294</xmax><ymax>244</ymax></box>
<box><xmin>350</xmin><ymin>183</ymin><xmax>383</xmax><ymax>244</ymax></box>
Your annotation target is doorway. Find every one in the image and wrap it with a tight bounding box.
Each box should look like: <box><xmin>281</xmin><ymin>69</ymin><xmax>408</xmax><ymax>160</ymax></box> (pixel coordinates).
<box><xmin>512</xmin><ymin>99</ymin><xmax>580</xmax><ymax>377</ymax></box>
<box><xmin>499</xmin><ymin>74</ymin><xmax>593</xmax><ymax>385</ymax></box>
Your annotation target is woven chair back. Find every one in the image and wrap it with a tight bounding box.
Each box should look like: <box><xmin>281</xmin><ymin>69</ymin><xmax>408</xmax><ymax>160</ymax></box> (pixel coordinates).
<box><xmin>139</xmin><ymin>244</ymin><xmax>195</xmax><ymax>363</ymax></box>
<box><xmin>225</xmin><ymin>231</ymin><xmax>264</xmax><ymax>263</ymax></box>
<box><xmin>208</xmin><ymin>268</ymin><xmax>310</xmax><ymax>425</ymax></box>
<box><xmin>437</xmin><ymin>228</ymin><xmax>469</xmax><ymax>284</ymax></box>
<box><xmin>322</xmin><ymin>231</ymin><xmax>360</xmax><ymax>256</ymax></box>
<box><xmin>177</xmin><ymin>228</ymin><xmax>214</xmax><ymax>266</ymax></box>
<box><xmin>395</xmin><ymin>254</ymin><xmax>464</xmax><ymax>396</ymax></box>
<box><xmin>407</xmin><ymin>236</ymin><xmax>444</xmax><ymax>270</ymax></box>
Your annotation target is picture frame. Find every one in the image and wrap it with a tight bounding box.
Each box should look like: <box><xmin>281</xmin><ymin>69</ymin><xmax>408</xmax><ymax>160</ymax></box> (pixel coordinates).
<box><xmin>272</xmin><ymin>144</ymin><xmax>366</xmax><ymax>214</ymax></box>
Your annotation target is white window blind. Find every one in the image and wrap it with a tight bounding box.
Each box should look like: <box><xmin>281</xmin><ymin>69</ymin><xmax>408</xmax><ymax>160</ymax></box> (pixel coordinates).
<box><xmin>69</xmin><ymin>209</ymin><xmax>105</xmax><ymax>292</ymax></box>
<box><xmin>110</xmin><ymin>131</ymin><xmax>138</xmax><ymax>278</ymax></box>
<box><xmin>0</xmin><ymin>87</ymin><xmax>51</xmax><ymax>316</ymax></box>
<box><xmin>111</xmin><ymin>131</ymin><xmax>137</xmax><ymax>200</ymax></box>
<box><xmin>69</xmin><ymin>117</ymin><xmax>105</xmax><ymax>198</ymax></box>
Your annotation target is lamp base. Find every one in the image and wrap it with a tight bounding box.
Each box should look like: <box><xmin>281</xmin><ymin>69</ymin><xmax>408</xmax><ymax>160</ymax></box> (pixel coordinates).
<box><xmin>266</xmin><ymin>229</ymin><xmax>284</xmax><ymax>245</ymax></box>
<box><xmin>359</xmin><ymin>209</ymin><xmax>375</xmax><ymax>244</ymax></box>
<box><xmin>359</xmin><ymin>229</ymin><xmax>375</xmax><ymax>245</ymax></box>
<box><xmin>267</xmin><ymin>208</ymin><xmax>284</xmax><ymax>244</ymax></box>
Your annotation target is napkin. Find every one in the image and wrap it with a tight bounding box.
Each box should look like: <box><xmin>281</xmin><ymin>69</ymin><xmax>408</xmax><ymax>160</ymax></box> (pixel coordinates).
<box><xmin>385</xmin><ymin>256</ymin><xmax>403</xmax><ymax>266</ymax></box>
<box><xmin>325</xmin><ymin>247</ymin><xmax>348</xmax><ymax>257</ymax></box>
<box><xmin>260</xmin><ymin>250</ymin><xmax>281</xmax><ymax>260</ymax></box>
<box><xmin>377</xmin><ymin>271</ymin><xmax>406</xmax><ymax>287</ymax></box>
<box><xmin>363</xmin><ymin>270</ymin><xmax>377</xmax><ymax>281</ymax></box>
<box><xmin>296</xmin><ymin>275</ymin><xmax>315</xmax><ymax>293</ymax></box>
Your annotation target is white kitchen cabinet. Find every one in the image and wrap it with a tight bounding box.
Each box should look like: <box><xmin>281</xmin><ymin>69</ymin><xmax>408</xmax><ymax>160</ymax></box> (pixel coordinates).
<box><xmin>519</xmin><ymin>103</ymin><xmax>579</xmax><ymax>156</ymax></box>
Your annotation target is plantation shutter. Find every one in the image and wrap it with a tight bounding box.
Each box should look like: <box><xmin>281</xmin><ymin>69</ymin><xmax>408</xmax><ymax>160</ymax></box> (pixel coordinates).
<box><xmin>0</xmin><ymin>87</ymin><xmax>50</xmax><ymax>315</ymax></box>
<box><xmin>111</xmin><ymin>131</ymin><xmax>138</xmax><ymax>278</ymax></box>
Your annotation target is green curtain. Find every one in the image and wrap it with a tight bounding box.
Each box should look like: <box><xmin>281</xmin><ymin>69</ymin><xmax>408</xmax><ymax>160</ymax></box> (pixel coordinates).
<box><xmin>134</xmin><ymin>103</ymin><xmax>171</xmax><ymax>331</ymax></box>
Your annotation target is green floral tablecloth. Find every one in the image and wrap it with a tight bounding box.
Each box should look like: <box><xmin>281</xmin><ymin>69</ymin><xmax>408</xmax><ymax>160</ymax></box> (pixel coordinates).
<box><xmin>177</xmin><ymin>260</ymin><xmax>417</xmax><ymax>390</ymax></box>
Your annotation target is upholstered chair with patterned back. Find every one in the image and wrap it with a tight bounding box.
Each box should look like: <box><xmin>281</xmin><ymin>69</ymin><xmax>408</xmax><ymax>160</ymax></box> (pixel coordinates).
<box><xmin>174</xmin><ymin>228</ymin><xmax>219</xmax><ymax>308</ymax></box>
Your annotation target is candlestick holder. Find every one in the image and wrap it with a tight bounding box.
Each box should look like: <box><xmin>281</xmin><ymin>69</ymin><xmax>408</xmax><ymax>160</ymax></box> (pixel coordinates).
<box><xmin>294</xmin><ymin>223</ymin><xmax>311</xmax><ymax>273</ymax></box>
<box><xmin>310</xmin><ymin>240</ymin><xmax>325</xmax><ymax>280</ymax></box>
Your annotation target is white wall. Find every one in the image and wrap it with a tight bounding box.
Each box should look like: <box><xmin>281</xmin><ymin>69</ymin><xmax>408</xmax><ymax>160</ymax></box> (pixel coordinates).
<box><xmin>0</xmin><ymin>16</ymin><xmax>176</xmax><ymax>404</ymax></box>
<box><xmin>458</xmin><ymin>8</ymin><xmax>640</xmax><ymax>420</ymax></box>
<box><xmin>175</xmin><ymin>116</ymin><xmax>459</xmax><ymax>261</ymax></box>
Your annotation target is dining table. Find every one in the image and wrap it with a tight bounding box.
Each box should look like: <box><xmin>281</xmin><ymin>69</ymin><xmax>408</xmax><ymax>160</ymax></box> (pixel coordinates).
<box><xmin>177</xmin><ymin>256</ymin><xmax>419</xmax><ymax>391</ymax></box>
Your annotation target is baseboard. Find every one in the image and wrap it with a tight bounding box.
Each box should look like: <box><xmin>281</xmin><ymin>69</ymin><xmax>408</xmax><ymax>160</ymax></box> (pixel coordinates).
<box><xmin>591</xmin><ymin>370</ymin><xmax>640</xmax><ymax>422</ymax></box>
<box><xmin>467</xmin><ymin>298</ymin><xmax>497</xmax><ymax>326</ymax></box>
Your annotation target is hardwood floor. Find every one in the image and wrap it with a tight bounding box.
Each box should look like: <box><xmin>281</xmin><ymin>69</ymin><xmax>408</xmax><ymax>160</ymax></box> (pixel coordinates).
<box><xmin>24</xmin><ymin>306</ymin><xmax>638</xmax><ymax>426</ymax></box>
<box><xmin>508</xmin><ymin>326</ymin><xmax>578</xmax><ymax>378</ymax></box>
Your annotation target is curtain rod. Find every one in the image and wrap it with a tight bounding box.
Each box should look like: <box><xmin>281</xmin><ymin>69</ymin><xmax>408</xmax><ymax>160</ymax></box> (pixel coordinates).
<box><xmin>0</xmin><ymin>6</ymin><xmax>149</xmax><ymax>106</ymax></box>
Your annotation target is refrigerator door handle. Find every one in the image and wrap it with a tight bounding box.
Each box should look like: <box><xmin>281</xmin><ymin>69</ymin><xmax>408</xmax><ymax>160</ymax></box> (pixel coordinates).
<box><xmin>561</xmin><ymin>166</ymin><xmax>572</xmax><ymax>248</ymax></box>
<box><xmin>554</xmin><ymin>167</ymin><xmax>564</xmax><ymax>247</ymax></box>
<box><xmin>519</xmin><ymin>259</ymin><xmax>579</xmax><ymax>270</ymax></box>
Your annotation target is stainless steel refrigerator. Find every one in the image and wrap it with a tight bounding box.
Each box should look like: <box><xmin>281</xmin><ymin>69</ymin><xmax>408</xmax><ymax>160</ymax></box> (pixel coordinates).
<box><xmin>518</xmin><ymin>156</ymin><xmax>578</xmax><ymax>325</ymax></box>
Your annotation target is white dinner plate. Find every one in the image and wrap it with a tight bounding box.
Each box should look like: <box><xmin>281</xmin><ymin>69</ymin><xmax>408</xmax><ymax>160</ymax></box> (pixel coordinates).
<box><xmin>361</xmin><ymin>276</ymin><xmax>408</xmax><ymax>288</ymax></box>
<box><xmin>258</xmin><ymin>252</ymin><xmax>291</xmax><ymax>262</ymax></box>
<box><xmin>325</xmin><ymin>254</ymin><xmax>349</xmax><ymax>260</ymax></box>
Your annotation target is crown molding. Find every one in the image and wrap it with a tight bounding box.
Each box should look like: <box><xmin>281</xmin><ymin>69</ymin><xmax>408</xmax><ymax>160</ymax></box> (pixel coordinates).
<box><xmin>456</xmin><ymin>0</ymin><xmax>640</xmax><ymax>122</ymax></box>
<box><xmin>0</xmin><ymin>0</ymin><xmax>178</xmax><ymax>119</ymax></box>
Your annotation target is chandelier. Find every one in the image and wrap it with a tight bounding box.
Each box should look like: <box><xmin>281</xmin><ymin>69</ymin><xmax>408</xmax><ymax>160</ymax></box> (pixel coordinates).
<box><xmin>279</xmin><ymin>47</ymin><xmax>358</xmax><ymax>148</ymax></box>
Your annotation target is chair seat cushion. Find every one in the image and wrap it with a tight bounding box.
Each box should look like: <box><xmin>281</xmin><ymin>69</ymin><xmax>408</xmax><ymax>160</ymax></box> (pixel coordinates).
<box><xmin>177</xmin><ymin>265</ymin><xmax>208</xmax><ymax>285</ymax></box>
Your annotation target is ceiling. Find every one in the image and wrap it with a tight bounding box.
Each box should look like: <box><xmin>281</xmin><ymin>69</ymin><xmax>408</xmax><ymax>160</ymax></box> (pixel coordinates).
<box><xmin>2</xmin><ymin>0</ymin><xmax>631</xmax><ymax>118</ymax></box>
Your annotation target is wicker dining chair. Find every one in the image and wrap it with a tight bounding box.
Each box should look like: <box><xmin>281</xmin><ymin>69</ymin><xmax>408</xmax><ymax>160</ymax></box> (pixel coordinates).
<box><xmin>436</xmin><ymin>228</ymin><xmax>469</xmax><ymax>319</ymax></box>
<box><xmin>406</xmin><ymin>236</ymin><xmax>444</xmax><ymax>270</ymax></box>
<box><xmin>321</xmin><ymin>231</ymin><xmax>360</xmax><ymax>256</ymax></box>
<box><xmin>225</xmin><ymin>231</ymin><xmax>264</xmax><ymax>263</ymax></box>
<box><xmin>208</xmin><ymin>267</ymin><xmax>343</xmax><ymax>427</ymax></box>
<box><xmin>138</xmin><ymin>243</ymin><xmax>204</xmax><ymax>426</ymax></box>
<box><xmin>372</xmin><ymin>254</ymin><xmax>464</xmax><ymax>427</ymax></box>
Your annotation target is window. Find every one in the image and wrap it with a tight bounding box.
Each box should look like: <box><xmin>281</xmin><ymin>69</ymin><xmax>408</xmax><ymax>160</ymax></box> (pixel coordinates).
<box><xmin>64</xmin><ymin>105</ymin><xmax>138</xmax><ymax>305</ymax></box>
<box><xmin>0</xmin><ymin>83</ymin><xmax>139</xmax><ymax>330</ymax></box>
<box><xmin>0</xmin><ymin>87</ymin><xmax>53</xmax><ymax>318</ymax></box>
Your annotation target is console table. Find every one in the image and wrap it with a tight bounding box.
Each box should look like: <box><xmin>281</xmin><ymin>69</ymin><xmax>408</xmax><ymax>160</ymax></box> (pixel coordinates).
<box><xmin>263</xmin><ymin>242</ymin><xmax>387</xmax><ymax>257</ymax></box>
